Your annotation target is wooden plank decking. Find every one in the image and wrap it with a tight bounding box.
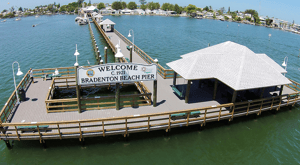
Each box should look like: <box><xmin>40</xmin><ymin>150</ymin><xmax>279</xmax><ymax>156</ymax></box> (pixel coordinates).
<box><xmin>0</xmin><ymin>19</ymin><xmax>299</xmax><ymax>142</ymax></box>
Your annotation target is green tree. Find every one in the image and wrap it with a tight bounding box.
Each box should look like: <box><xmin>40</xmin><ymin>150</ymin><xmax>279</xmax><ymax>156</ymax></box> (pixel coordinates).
<box><xmin>112</xmin><ymin>1</ymin><xmax>123</xmax><ymax>10</ymax></box>
<box><xmin>203</xmin><ymin>6</ymin><xmax>209</xmax><ymax>11</ymax></box>
<box><xmin>78</xmin><ymin>0</ymin><xmax>84</xmax><ymax>5</ymax></box>
<box><xmin>140</xmin><ymin>4</ymin><xmax>147</xmax><ymax>10</ymax></box>
<box><xmin>266</xmin><ymin>17</ymin><xmax>273</xmax><ymax>25</ymax></box>
<box><xmin>245</xmin><ymin>9</ymin><xmax>260</xmax><ymax>24</ymax></box>
<box><xmin>2</xmin><ymin>9</ymin><xmax>7</xmax><ymax>13</ymax></box>
<box><xmin>148</xmin><ymin>2</ymin><xmax>155</xmax><ymax>10</ymax></box>
<box><xmin>236</xmin><ymin>17</ymin><xmax>242</xmax><ymax>21</ymax></box>
<box><xmin>97</xmin><ymin>2</ymin><xmax>105</xmax><ymax>9</ymax></box>
<box><xmin>185</xmin><ymin>4</ymin><xmax>196</xmax><ymax>14</ymax></box>
<box><xmin>57</xmin><ymin>3</ymin><xmax>60</xmax><ymax>8</ymax></box>
<box><xmin>224</xmin><ymin>16</ymin><xmax>229</xmax><ymax>21</ymax></box>
<box><xmin>174</xmin><ymin>4</ymin><xmax>182</xmax><ymax>14</ymax></box>
<box><xmin>18</xmin><ymin>7</ymin><xmax>23</xmax><ymax>11</ymax></box>
<box><xmin>121</xmin><ymin>2</ymin><xmax>127</xmax><ymax>9</ymax></box>
<box><xmin>127</xmin><ymin>2</ymin><xmax>137</xmax><ymax>10</ymax></box>
<box><xmin>245</xmin><ymin>17</ymin><xmax>251</xmax><ymax>21</ymax></box>
<box><xmin>154</xmin><ymin>3</ymin><xmax>160</xmax><ymax>9</ymax></box>
<box><xmin>139</xmin><ymin>0</ymin><xmax>147</xmax><ymax>5</ymax></box>
<box><xmin>88</xmin><ymin>0</ymin><xmax>91</xmax><ymax>6</ymax></box>
<box><xmin>161</xmin><ymin>3</ymin><xmax>169</xmax><ymax>11</ymax></box>
<box><xmin>213</xmin><ymin>13</ymin><xmax>216</xmax><ymax>19</ymax></box>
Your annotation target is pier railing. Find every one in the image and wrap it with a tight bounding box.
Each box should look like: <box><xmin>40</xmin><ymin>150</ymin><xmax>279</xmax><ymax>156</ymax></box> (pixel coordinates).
<box><xmin>92</xmin><ymin>18</ymin><xmax>116</xmax><ymax>54</ymax></box>
<box><xmin>1</xmin><ymin>91</ymin><xmax>299</xmax><ymax>141</ymax></box>
<box><xmin>0</xmin><ymin>70</ymin><xmax>32</xmax><ymax>124</ymax></box>
<box><xmin>286</xmin><ymin>78</ymin><xmax>300</xmax><ymax>92</ymax></box>
<box><xmin>32</xmin><ymin>67</ymin><xmax>75</xmax><ymax>78</ymax></box>
<box><xmin>114</xmin><ymin>29</ymin><xmax>176</xmax><ymax>79</ymax></box>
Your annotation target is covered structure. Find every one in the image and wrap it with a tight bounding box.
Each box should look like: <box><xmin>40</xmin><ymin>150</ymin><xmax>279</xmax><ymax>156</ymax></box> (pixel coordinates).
<box><xmin>167</xmin><ymin>41</ymin><xmax>291</xmax><ymax>104</ymax></box>
<box><xmin>100</xmin><ymin>19</ymin><xmax>115</xmax><ymax>32</ymax></box>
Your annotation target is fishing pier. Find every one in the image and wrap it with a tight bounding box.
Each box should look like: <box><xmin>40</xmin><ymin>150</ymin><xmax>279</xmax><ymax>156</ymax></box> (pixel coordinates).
<box><xmin>1</xmin><ymin>16</ymin><xmax>300</xmax><ymax>148</ymax></box>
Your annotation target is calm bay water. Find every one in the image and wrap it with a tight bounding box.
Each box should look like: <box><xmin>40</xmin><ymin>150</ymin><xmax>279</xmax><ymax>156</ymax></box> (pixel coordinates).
<box><xmin>0</xmin><ymin>15</ymin><xmax>299</xmax><ymax>164</ymax></box>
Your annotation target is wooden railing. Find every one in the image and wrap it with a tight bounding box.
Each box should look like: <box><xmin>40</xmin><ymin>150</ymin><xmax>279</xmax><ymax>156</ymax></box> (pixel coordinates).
<box><xmin>92</xmin><ymin>17</ymin><xmax>116</xmax><ymax>54</ymax></box>
<box><xmin>1</xmin><ymin>91</ymin><xmax>299</xmax><ymax>141</ymax></box>
<box><xmin>44</xmin><ymin>77</ymin><xmax>152</xmax><ymax>113</ymax></box>
<box><xmin>32</xmin><ymin>67</ymin><xmax>75</xmax><ymax>78</ymax></box>
<box><xmin>114</xmin><ymin>29</ymin><xmax>177</xmax><ymax>79</ymax></box>
<box><xmin>0</xmin><ymin>70</ymin><xmax>32</xmax><ymax>124</ymax></box>
<box><xmin>286</xmin><ymin>78</ymin><xmax>300</xmax><ymax>92</ymax></box>
<box><xmin>45</xmin><ymin>77</ymin><xmax>78</xmax><ymax>113</ymax></box>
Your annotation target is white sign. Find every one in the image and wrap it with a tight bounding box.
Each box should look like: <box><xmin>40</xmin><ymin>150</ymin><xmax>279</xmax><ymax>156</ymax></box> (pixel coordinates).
<box><xmin>78</xmin><ymin>63</ymin><xmax>157</xmax><ymax>85</ymax></box>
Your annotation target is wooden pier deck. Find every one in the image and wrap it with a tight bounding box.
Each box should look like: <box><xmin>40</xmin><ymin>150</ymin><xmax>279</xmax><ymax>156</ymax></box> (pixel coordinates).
<box><xmin>0</xmin><ymin>18</ymin><xmax>299</xmax><ymax>143</ymax></box>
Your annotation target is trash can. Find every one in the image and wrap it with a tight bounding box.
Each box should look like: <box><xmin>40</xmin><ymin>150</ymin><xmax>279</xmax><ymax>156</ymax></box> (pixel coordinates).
<box><xmin>18</xmin><ymin>88</ymin><xmax>26</xmax><ymax>101</ymax></box>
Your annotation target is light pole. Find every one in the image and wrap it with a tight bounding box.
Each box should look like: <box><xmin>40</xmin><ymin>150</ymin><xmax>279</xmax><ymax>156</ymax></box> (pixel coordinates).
<box><xmin>128</xmin><ymin>29</ymin><xmax>134</xmax><ymax>52</ymax></box>
<box><xmin>12</xmin><ymin>61</ymin><xmax>23</xmax><ymax>104</ymax></box>
<box><xmin>74</xmin><ymin>44</ymin><xmax>80</xmax><ymax>66</ymax></box>
<box><xmin>282</xmin><ymin>56</ymin><xmax>288</xmax><ymax>76</ymax></box>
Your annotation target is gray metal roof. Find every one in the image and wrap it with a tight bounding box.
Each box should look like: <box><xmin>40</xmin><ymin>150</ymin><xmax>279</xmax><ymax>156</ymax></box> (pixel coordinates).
<box><xmin>100</xmin><ymin>19</ymin><xmax>115</xmax><ymax>25</ymax></box>
<box><xmin>167</xmin><ymin>41</ymin><xmax>291</xmax><ymax>91</ymax></box>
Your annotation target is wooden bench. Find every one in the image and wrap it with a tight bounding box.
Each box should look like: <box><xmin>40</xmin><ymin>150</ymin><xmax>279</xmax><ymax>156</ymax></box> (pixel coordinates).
<box><xmin>171</xmin><ymin>111</ymin><xmax>201</xmax><ymax>120</ymax></box>
<box><xmin>17</xmin><ymin>125</ymin><xmax>49</xmax><ymax>133</ymax></box>
<box><xmin>172</xmin><ymin>86</ymin><xmax>183</xmax><ymax>97</ymax></box>
<box><xmin>41</xmin><ymin>74</ymin><xmax>62</xmax><ymax>80</ymax></box>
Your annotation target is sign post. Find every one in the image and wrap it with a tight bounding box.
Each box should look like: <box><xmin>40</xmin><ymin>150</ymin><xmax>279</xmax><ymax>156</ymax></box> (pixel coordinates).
<box><xmin>75</xmin><ymin>66</ymin><xmax>81</xmax><ymax>113</ymax></box>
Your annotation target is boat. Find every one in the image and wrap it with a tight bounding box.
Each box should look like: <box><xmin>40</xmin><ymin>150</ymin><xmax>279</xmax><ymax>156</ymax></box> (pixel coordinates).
<box><xmin>78</xmin><ymin>18</ymin><xmax>88</xmax><ymax>25</ymax></box>
<box><xmin>1</xmin><ymin>19</ymin><xmax>6</xmax><ymax>22</ymax></box>
<box><xmin>75</xmin><ymin>16</ymin><xmax>81</xmax><ymax>22</ymax></box>
<box><xmin>35</xmin><ymin>15</ymin><xmax>39</xmax><ymax>18</ymax></box>
<box><xmin>15</xmin><ymin>18</ymin><xmax>21</xmax><ymax>21</ymax></box>
<box><xmin>32</xmin><ymin>24</ymin><xmax>36</xmax><ymax>27</ymax></box>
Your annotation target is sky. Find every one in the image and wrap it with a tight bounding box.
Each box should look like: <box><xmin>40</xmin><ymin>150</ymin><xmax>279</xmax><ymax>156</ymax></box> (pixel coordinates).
<box><xmin>1</xmin><ymin>0</ymin><xmax>300</xmax><ymax>24</ymax></box>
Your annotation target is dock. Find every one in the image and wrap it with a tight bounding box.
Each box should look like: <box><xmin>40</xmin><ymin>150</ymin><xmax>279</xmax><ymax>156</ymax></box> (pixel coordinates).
<box><xmin>0</xmin><ymin>16</ymin><xmax>300</xmax><ymax>147</ymax></box>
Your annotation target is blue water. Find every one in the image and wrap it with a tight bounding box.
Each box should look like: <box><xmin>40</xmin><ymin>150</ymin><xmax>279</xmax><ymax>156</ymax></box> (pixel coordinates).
<box><xmin>0</xmin><ymin>15</ymin><xmax>299</xmax><ymax>164</ymax></box>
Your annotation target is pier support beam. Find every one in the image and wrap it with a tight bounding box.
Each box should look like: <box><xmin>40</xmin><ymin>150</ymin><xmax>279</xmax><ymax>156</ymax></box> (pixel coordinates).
<box><xmin>4</xmin><ymin>140</ymin><xmax>12</xmax><ymax>149</ymax></box>
<box><xmin>260</xmin><ymin>88</ymin><xmax>265</xmax><ymax>99</ymax></box>
<box><xmin>153</xmin><ymin>80</ymin><xmax>157</xmax><ymax>107</ymax></box>
<box><xmin>130</xmin><ymin>46</ymin><xmax>133</xmax><ymax>62</ymax></box>
<box><xmin>116</xmin><ymin>83</ymin><xmax>120</xmax><ymax>110</ymax></box>
<box><xmin>213</xmin><ymin>79</ymin><xmax>218</xmax><ymax>100</ymax></box>
<box><xmin>173</xmin><ymin>72</ymin><xmax>177</xmax><ymax>86</ymax></box>
<box><xmin>279</xmin><ymin>85</ymin><xmax>284</xmax><ymax>96</ymax></box>
<box><xmin>231</xmin><ymin>91</ymin><xmax>237</xmax><ymax>103</ymax></box>
<box><xmin>185</xmin><ymin>80</ymin><xmax>191</xmax><ymax>103</ymax></box>
<box><xmin>75</xmin><ymin>66</ymin><xmax>81</xmax><ymax>113</ymax></box>
<box><xmin>104</xmin><ymin>47</ymin><xmax>108</xmax><ymax>64</ymax></box>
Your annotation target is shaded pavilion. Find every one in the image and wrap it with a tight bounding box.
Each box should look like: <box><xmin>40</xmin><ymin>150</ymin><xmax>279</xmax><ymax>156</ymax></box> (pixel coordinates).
<box><xmin>167</xmin><ymin>41</ymin><xmax>291</xmax><ymax>104</ymax></box>
<box><xmin>100</xmin><ymin>19</ymin><xmax>115</xmax><ymax>32</ymax></box>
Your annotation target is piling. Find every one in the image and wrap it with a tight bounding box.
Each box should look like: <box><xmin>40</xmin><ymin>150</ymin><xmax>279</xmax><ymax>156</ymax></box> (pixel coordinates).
<box><xmin>104</xmin><ymin>47</ymin><xmax>108</xmax><ymax>64</ymax></box>
<box><xmin>4</xmin><ymin>140</ymin><xmax>12</xmax><ymax>149</ymax></box>
<box><xmin>116</xmin><ymin>83</ymin><xmax>120</xmax><ymax>110</ymax></box>
<box><xmin>130</xmin><ymin>46</ymin><xmax>133</xmax><ymax>62</ymax></box>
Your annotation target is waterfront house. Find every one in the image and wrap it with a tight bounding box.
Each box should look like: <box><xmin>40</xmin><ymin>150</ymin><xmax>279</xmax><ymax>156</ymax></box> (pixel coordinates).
<box><xmin>121</xmin><ymin>9</ymin><xmax>133</xmax><ymax>15</ymax></box>
<box><xmin>204</xmin><ymin>12</ymin><xmax>214</xmax><ymax>19</ymax></box>
<box><xmin>133</xmin><ymin>9</ymin><xmax>145</xmax><ymax>15</ymax></box>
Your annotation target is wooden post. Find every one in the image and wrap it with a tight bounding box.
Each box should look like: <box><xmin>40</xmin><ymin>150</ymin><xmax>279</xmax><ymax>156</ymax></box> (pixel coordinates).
<box><xmin>116</xmin><ymin>83</ymin><xmax>120</xmax><ymax>110</ymax></box>
<box><xmin>213</xmin><ymin>79</ymin><xmax>218</xmax><ymax>100</ymax></box>
<box><xmin>130</xmin><ymin>46</ymin><xmax>133</xmax><ymax>62</ymax></box>
<box><xmin>4</xmin><ymin>140</ymin><xmax>12</xmax><ymax>149</ymax></box>
<box><xmin>279</xmin><ymin>85</ymin><xmax>284</xmax><ymax>96</ymax></box>
<box><xmin>185</xmin><ymin>80</ymin><xmax>191</xmax><ymax>103</ymax></box>
<box><xmin>231</xmin><ymin>91</ymin><xmax>237</xmax><ymax>103</ymax></box>
<box><xmin>173</xmin><ymin>72</ymin><xmax>177</xmax><ymax>86</ymax></box>
<box><xmin>153</xmin><ymin>80</ymin><xmax>157</xmax><ymax>107</ymax></box>
<box><xmin>75</xmin><ymin>66</ymin><xmax>81</xmax><ymax>113</ymax></box>
<box><xmin>260</xmin><ymin>88</ymin><xmax>265</xmax><ymax>99</ymax></box>
<box><xmin>104</xmin><ymin>47</ymin><xmax>108</xmax><ymax>64</ymax></box>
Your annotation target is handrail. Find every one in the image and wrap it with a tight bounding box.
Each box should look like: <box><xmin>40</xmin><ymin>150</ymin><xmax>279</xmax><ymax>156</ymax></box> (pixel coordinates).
<box><xmin>0</xmin><ymin>69</ymin><xmax>31</xmax><ymax>124</ymax></box>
